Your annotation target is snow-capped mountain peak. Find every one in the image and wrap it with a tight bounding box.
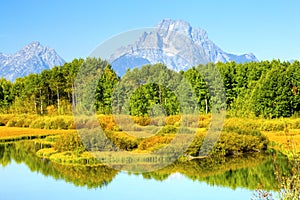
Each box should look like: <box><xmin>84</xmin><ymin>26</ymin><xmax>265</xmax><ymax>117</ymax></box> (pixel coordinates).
<box><xmin>109</xmin><ymin>19</ymin><xmax>258</xmax><ymax>76</ymax></box>
<box><xmin>0</xmin><ymin>42</ymin><xmax>65</xmax><ymax>81</ymax></box>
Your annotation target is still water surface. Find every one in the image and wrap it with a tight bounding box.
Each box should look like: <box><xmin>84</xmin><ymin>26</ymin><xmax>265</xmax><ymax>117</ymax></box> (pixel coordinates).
<box><xmin>0</xmin><ymin>161</ymin><xmax>254</xmax><ymax>200</ymax></box>
<box><xmin>0</xmin><ymin>142</ymin><xmax>288</xmax><ymax>200</ymax></box>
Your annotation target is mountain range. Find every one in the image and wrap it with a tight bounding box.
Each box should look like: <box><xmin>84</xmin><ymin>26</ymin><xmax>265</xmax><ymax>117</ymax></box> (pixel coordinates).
<box><xmin>0</xmin><ymin>19</ymin><xmax>258</xmax><ymax>81</ymax></box>
<box><xmin>109</xmin><ymin>19</ymin><xmax>258</xmax><ymax>76</ymax></box>
<box><xmin>0</xmin><ymin>41</ymin><xmax>65</xmax><ymax>81</ymax></box>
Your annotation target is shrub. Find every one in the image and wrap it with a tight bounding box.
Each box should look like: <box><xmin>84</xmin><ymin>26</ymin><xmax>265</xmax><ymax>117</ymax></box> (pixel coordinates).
<box><xmin>54</xmin><ymin>132</ymin><xmax>85</xmax><ymax>153</ymax></box>
<box><xmin>223</xmin><ymin>126</ymin><xmax>265</xmax><ymax>137</ymax></box>
<box><xmin>196</xmin><ymin>115</ymin><xmax>211</xmax><ymax>128</ymax></box>
<box><xmin>138</xmin><ymin>135</ymin><xmax>174</xmax><ymax>150</ymax></box>
<box><xmin>131</xmin><ymin>116</ymin><xmax>151</xmax><ymax>126</ymax></box>
<box><xmin>105</xmin><ymin>131</ymin><xmax>139</xmax><ymax>151</ymax></box>
<box><xmin>29</xmin><ymin>116</ymin><xmax>74</xmax><ymax>129</ymax></box>
<box><xmin>157</xmin><ymin>125</ymin><xmax>177</xmax><ymax>135</ymax></box>
<box><xmin>46</xmin><ymin>105</ymin><xmax>57</xmax><ymax>115</ymax></box>
<box><xmin>290</xmin><ymin>118</ymin><xmax>300</xmax><ymax>129</ymax></box>
<box><xmin>178</xmin><ymin>127</ymin><xmax>194</xmax><ymax>134</ymax></box>
<box><xmin>182</xmin><ymin>115</ymin><xmax>200</xmax><ymax>127</ymax></box>
<box><xmin>174</xmin><ymin>121</ymin><xmax>180</xmax><ymax>127</ymax></box>
<box><xmin>7</xmin><ymin>115</ymin><xmax>38</xmax><ymax>128</ymax></box>
<box><xmin>185</xmin><ymin>133</ymin><xmax>205</xmax><ymax>156</ymax></box>
<box><xmin>79</xmin><ymin>130</ymin><xmax>117</xmax><ymax>151</ymax></box>
<box><xmin>29</xmin><ymin>117</ymin><xmax>46</xmax><ymax>129</ymax></box>
<box><xmin>0</xmin><ymin>114</ymin><xmax>14</xmax><ymax>126</ymax></box>
<box><xmin>6</xmin><ymin>119</ymin><xmax>16</xmax><ymax>127</ymax></box>
<box><xmin>212</xmin><ymin>132</ymin><xmax>268</xmax><ymax>156</ymax></box>
<box><xmin>36</xmin><ymin>148</ymin><xmax>57</xmax><ymax>158</ymax></box>
<box><xmin>166</xmin><ymin>115</ymin><xmax>181</xmax><ymax>125</ymax></box>
<box><xmin>85</xmin><ymin>119</ymin><xmax>99</xmax><ymax>129</ymax></box>
<box><xmin>147</xmin><ymin>116</ymin><xmax>165</xmax><ymax>126</ymax></box>
<box><xmin>97</xmin><ymin>115</ymin><xmax>116</xmax><ymax>130</ymax></box>
<box><xmin>260</xmin><ymin>120</ymin><xmax>286</xmax><ymax>131</ymax></box>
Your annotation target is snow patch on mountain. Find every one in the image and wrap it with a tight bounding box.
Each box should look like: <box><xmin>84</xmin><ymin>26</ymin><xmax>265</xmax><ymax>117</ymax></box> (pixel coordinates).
<box><xmin>109</xmin><ymin>19</ymin><xmax>258</xmax><ymax>76</ymax></box>
<box><xmin>0</xmin><ymin>41</ymin><xmax>65</xmax><ymax>81</ymax></box>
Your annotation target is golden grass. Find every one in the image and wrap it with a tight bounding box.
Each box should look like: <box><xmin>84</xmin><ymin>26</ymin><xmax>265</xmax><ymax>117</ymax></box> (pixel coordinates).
<box><xmin>0</xmin><ymin>126</ymin><xmax>76</xmax><ymax>140</ymax></box>
<box><xmin>1</xmin><ymin>113</ymin><xmax>299</xmax><ymax>155</ymax></box>
<box><xmin>262</xmin><ymin>129</ymin><xmax>300</xmax><ymax>153</ymax></box>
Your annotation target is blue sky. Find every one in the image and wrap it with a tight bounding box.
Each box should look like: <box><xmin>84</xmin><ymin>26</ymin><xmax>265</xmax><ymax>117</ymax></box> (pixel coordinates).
<box><xmin>1</xmin><ymin>0</ymin><xmax>300</xmax><ymax>62</ymax></box>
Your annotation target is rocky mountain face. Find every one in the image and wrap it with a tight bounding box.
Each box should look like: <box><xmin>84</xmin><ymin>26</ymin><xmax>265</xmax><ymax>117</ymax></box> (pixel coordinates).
<box><xmin>0</xmin><ymin>19</ymin><xmax>258</xmax><ymax>80</ymax></box>
<box><xmin>0</xmin><ymin>41</ymin><xmax>65</xmax><ymax>81</ymax></box>
<box><xmin>109</xmin><ymin>19</ymin><xmax>258</xmax><ymax>76</ymax></box>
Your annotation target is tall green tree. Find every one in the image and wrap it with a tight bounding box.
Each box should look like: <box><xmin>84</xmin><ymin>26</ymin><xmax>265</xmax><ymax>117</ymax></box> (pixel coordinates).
<box><xmin>95</xmin><ymin>65</ymin><xmax>119</xmax><ymax>114</ymax></box>
<box><xmin>184</xmin><ymin>66</ymin><xmax>210</xmax><ymax>114</ymax></box>
<box><xmin>252</xmin><ymin>61</ymin><xmax>294</xmax><ymax>117</ymax></box>
<box><xmin>0</xmin><ymin>78</ymin><xmax>12</xmax><ymax>112</ymax></box>
<box><xmin>216</xmin><ymin>62</ymin><xmax>237</xmax><ymax>108</ymax></box>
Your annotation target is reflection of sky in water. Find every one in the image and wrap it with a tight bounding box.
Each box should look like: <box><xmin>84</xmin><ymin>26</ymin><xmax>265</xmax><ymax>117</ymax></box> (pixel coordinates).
<box><xmin>165</xmin><ymin>172</ymin><xmax>185</xmax><ymax>181</ymax></box>
<box><xmin>0</xmin><ymin>161</ymin><xmax>253</xmax><ymax>200</ymax></box>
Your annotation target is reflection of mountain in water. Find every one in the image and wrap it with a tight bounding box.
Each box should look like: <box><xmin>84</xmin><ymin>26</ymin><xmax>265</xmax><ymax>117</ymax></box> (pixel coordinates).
<box><xmin>0</xmin><ymin>141</ymin><xmax>291</xmax><ymax>190</ymax></box>
<box><xmin>143</xmin><ymin>154</ymin><xmax>290</xmax><ymax>191</ymax></box>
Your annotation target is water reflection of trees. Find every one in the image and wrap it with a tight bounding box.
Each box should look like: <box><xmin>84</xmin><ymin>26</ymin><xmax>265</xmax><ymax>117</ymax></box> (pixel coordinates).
<box><xmin>0</xmin><ymin>141</ymin><xmax>118</xmax><ymax>189</ymax></box>
<box><xmin>0</xmin><ymin>141</ymin><xmax>291</xmax><ymax>190</ymax></box>
<box><xmin>142</xmin><ymin>154</ymin><xmax>291</xmax><ymax>191</ymax></box>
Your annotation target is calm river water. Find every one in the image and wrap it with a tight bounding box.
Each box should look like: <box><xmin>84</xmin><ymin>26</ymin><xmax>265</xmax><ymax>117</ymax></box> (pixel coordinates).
<box><xmin>0</xmin><ymin>141</ymin><xmax>288</xmax><ymax>200</ymax></box>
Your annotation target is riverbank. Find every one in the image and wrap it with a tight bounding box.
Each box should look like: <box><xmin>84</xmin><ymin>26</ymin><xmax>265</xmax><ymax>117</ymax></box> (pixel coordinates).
<box><xmin>0</xmin><ymin>126</ymin><xmax>75</xmax><ymax>142</ymax></box>
<box><xmin>0</xmin><ymin>114</ymin><xmax>299</xmax><ymax>163</ymax></box>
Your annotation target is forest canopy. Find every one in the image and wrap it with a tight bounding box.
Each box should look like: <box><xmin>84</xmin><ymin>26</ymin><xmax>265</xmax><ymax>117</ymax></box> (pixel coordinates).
<box><xmin>0</xmin><ymin>58</ymin><xmax>299</xmax><ymax>118</ymax></box>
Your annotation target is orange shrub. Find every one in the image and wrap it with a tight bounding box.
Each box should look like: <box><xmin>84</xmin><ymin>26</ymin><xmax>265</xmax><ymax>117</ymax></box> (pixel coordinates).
<box><xmin>138</xmin><ymin>135</ymin><xmax>174</xmax><ymax>150</ymax></box>
<box><xmin>97</xmin><ymin>115</ymin><xmax>116</xmax><ymax>130</ymax></box>
<box><xmin>166</xmin><ymin>115</ymin><xmax>181</xmax><ymax>125</ymax></box>
<box><xmin>131</xmin><ymin>116</ymin><xmax>151</xmax><ymax>126</ymax></box>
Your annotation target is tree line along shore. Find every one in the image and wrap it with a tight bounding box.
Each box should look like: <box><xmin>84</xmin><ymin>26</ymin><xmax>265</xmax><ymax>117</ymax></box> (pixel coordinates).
<box><xmin>0</xmin><ymin>58</ymin><xmax>299</xmax><ymax>162</ymax></box>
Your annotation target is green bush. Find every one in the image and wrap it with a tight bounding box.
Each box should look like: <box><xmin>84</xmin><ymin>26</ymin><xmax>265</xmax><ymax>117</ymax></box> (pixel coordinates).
<box><xmin>29</xmin><ymin>118</ymin><xmax>45</xmax><ymax>129</ymax></box>
<box><xmin>54</xmin><ymin>132</ymin><xmax>85</xmax><ymax>153</ymax></box>
<box><xmin>4</xmin><ymin>115</ymin><xmax>76</xmax><ymax>129</ymax></box>
<box><xmin>0</xmin><ymin>114</ymin><xmax>14</xmax><ymax>126</ymax></box>
<box><xmin>223</xmin><ymin>126</ymin><xmax>265</xmax><ymax>137</ymax></box>
<box><xmin>288</xmin><ymin>118</ymin><xmax>300</xmax><ymax>129</ymax></box>
<box><xmin>29</xmin><ymin>116</ymin><xmax>74</xmax><ymax>129</ymax></box>
<box><xmin>260</xmin><ymin>120</ymin><xmax>286</xmax><ymax>131</ymax></box>
<box><xmin>185</xmin><ymin>133</ymin><xmax>205</xmax><ymax>156</ymax></box>
<box><xmin>79</xmin><ymin>130</ymin><xmax>116</xmax><ymax>151</ymax></box>
<box><xmin>7</xmin><ymin>115</ymin><xmax>38</xmax><ymax>127</ymax></box>
<box><xmin>106</xmin><ymin>131</ymin><xmax>139</xmax><ymax>151</ymax></box>
<box><xmin>138</xmin><ymin>135</ymin><xmax>174</xmax><ymax>150</ymax></box>
<box><xmin>211</xmin><ymin>132</ymin><xmax>268</xmax><ymax>156</ymax></box>
<box><xmin>157</xmin><ymin>125</ymin><xmax>177</xmax><ymax>135</ymax></box>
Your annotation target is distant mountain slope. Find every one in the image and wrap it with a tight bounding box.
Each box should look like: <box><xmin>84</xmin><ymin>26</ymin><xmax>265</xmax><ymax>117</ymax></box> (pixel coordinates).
<box><xmin>109</xmin><ymin>19</ymin><xmax>258</xmax><ymax>76</ymax></box>
<box><xmin>0</xmin><ymin>41</ymin><xmax>65</xmax><ymax>81</ymax></box>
